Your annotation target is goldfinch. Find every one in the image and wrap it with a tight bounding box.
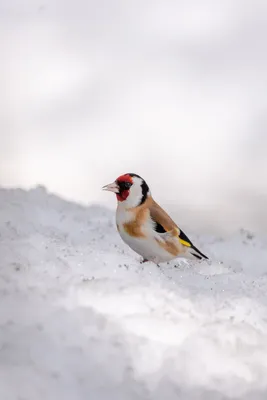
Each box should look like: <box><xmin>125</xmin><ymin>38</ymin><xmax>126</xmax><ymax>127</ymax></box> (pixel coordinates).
<box><xmin>103</xmin><ymin>173</ymin><xmax>208</xmax><ymax>265</ymax></box>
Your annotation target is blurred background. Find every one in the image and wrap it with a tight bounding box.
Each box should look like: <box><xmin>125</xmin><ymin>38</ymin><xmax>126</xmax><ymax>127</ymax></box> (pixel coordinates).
<box><xmin>1</xmin><ymin>0</ymin><xmax>267</xmax><ymax>235</ymax></box>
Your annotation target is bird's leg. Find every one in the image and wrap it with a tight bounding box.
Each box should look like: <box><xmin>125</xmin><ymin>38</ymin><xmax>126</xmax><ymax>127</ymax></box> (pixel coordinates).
<box><xmin>140</xmin><ymin>258</ymin><xmax>149</xmax><ymax>264</ymax></box>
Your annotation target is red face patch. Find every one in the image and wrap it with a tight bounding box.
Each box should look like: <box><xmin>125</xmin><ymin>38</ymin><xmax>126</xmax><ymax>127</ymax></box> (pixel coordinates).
<box><xmin>116</xmin><ymin>191</ymin><xmax>128</xmax><ymax>202</ymax></box>
<box><xmin>115</xmin><ymin>174</ymin><xmax>133</xmax><ymax>202</ymax></box>
<box><xmin>116</xmin><ymin>174</ymin><xmax>133</xmax><ymax>184</ymax></box>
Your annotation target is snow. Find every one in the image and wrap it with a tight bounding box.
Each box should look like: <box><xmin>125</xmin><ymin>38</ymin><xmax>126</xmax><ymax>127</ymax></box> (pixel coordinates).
<box><xmin>1</xmin><ymin>186</ymin><xmax>267</xmax><ymax>400</ymax></box>
<box><xmin>1</xmin><ymin>1</ymin><xmax>267</xmax><ymax>398</ymax></box>
<box><xmin>1</xmin><ymin>0</ymin><xmax>267</xmax><ymax>236</ymax></box>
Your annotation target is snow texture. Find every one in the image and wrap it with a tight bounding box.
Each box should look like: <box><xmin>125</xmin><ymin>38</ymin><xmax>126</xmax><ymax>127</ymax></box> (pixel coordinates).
<box><xmin>1</xmin><ymin>186</ymin><xmax>267</xmax><ymax>400</ymax></box>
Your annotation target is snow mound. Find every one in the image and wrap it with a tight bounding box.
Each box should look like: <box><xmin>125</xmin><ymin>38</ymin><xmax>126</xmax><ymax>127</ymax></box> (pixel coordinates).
<box><xmin>1</xmin><ymin>187</ymin><xmax>267</xmax><ymax>400</ymax></box>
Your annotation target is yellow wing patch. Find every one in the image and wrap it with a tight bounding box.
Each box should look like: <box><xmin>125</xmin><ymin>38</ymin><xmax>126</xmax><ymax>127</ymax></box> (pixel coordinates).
<box><xmin>179</xmin><ymin>239</ymin><xmax>191</xmax><ymax>247</ymax></box>
<box><xmin>173</xmin><ymin>227</ymin><xmax>192</xmax><ymax>247</ymax></box>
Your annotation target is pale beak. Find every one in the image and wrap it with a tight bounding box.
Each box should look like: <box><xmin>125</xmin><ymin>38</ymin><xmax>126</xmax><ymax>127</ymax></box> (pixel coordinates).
<box><xmin>102</xmin><ymin>181</ymin><xmax>119</xmax><ymax>193</ymax></box>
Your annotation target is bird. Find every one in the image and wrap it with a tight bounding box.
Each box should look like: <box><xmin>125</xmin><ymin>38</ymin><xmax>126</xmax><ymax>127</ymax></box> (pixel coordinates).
<box><xmin>102</xmin><ymin>173</ymin><xmax>208</xmax><ymax>265</ymax></box>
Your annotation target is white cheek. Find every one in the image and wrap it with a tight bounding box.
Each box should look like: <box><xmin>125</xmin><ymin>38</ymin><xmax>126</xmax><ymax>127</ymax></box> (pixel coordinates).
<box><xmin>125</xmin><ymin>183</ymin><xmax>143</xmax><ymax>208</ymax></box>
<box><xmin>117</xmin><ymin>177</ymin><xmax>149</xmax><ymax>209</ymax></box>
<box><xmin>124</xmin><ymin>194</ymin><xmax>140</xmax><ymax>208</ymax></box>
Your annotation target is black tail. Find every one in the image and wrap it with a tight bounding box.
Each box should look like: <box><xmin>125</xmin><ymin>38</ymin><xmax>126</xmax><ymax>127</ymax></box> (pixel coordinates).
<box><xmin>179</xmin><ymin>227</ymin><xmax>208</xmax><ymax>260</ymax></box>
<box><xmin>190</xmin><ymin>244</ymin><xmax>208</xmax><ymax>260</ymax></box>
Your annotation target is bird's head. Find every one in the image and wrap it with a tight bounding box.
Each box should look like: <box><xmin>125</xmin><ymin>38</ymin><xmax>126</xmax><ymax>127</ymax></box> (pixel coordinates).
<box><xmin>102</xmin><ymin>173</ymin><xmax>150</xmax><ymax>208</ymax></box>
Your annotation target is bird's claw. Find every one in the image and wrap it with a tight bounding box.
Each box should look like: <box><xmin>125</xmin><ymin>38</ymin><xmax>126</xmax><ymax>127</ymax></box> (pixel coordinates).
<box><xmin>140</xmin><ymin>258</ymin><xmax>149</xmax><ymax>264</ymax></box>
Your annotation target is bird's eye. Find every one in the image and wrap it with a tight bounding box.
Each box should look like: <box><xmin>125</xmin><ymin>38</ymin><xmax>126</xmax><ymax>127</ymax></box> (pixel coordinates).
<box><xmin>119</xmin><ymin>181</ymin><xmax>132</xmax><ymax>191</ymax></box>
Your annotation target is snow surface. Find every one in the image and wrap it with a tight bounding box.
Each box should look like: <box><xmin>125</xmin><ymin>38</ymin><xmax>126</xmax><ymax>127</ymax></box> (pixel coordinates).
<box><xmin>2</xmin><ymin>0</ymin><xmax>267</xmax><ymax>235</ymax></box>
<box><xmin>1</xmin><ymin>186</ymin><xmax>267</xmax><ymax>400</ymax></box>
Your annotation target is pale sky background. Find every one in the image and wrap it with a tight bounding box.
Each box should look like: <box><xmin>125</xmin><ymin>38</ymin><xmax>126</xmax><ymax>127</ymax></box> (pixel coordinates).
<box><xmin>1</xmin><ymin>0</ymin><xmax>267</xmax><ymax>234</ymax></box>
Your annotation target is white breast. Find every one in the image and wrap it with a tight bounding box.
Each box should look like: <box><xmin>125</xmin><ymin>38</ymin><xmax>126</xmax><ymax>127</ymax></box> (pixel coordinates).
<box><xmin>115</xmin><ymin>205</ymin><xmax>177</xmax><ymax>264</ymax></box>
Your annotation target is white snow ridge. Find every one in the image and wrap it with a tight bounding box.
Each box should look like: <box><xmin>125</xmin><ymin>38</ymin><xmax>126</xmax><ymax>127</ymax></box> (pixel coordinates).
<box><xmin>0</xmin><ymin>186</ymin><xmax>267</xmax><ymax>400</ymax></box>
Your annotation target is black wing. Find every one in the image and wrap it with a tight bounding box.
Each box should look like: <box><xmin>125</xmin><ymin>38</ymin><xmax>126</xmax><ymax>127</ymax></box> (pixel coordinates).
<box><xmin>153</xmin><ymin>220</ymin><xmax>208</xmax><ymax>260</ymax></box>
